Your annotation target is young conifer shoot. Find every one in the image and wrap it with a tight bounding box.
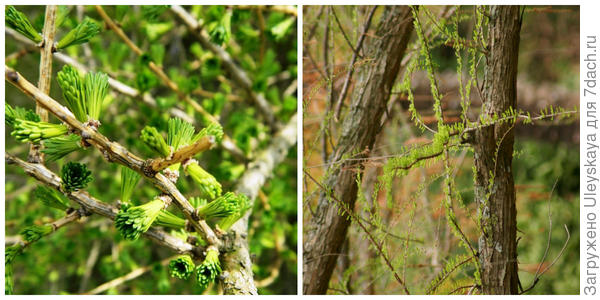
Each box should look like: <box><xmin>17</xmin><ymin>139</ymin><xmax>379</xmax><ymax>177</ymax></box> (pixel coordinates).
<box><xmin>57</xmin><ymin>65</ymin><xmax>87</xmax><ymax>122</ymax></box>
<box><xmin>167</xmin><ymin>118</ymin><xmax>196</xmax><ymax>151</ymax></box>
<box><xmin>61</xmin><ymin>162</ymin><xmax>93</xmax><ymax>192</ymax></box>
<box><xmin>84</xmin><ymin>71</ymin><xmax>109</xmax><ymax>124</ymax></box>
<box><xmin>184</xmin><ymin>160</ymin><xmax>222</xmax><ymax>200</ymax></box>
<box><xmin>169</xmin><ymin>255</ymin><xmax>195</xmax><ymax>280</ymax></box>
<box><xmin>5</xmin><ymin>6</ymin><xmax>42</xmax><ymax>43</ymax></box>
<box><xmin>195</xmin><ymin>247</ymin><xmax>221</xmax><ymax>291</ymax></box>
<box><xmin>120</xmin><ymin>166</ymin><xmax>142</xmax><ymax>203</ymax></box>
<box><xmin>56</xmin><ymin>17</ymin><xmax>100</xmax><ymax>50</ymax></box>
<box><xmin>5</xmin><ymin>103</ymin><xmax>40</xmax><ymax>127</ymax></box>
<box><xmin>20</xmin><ymin>224</ymin><xmax>54</xmax><ymax>243</ymax></box>
<box><xmin>154</xmin><ymin>209</ymin><xmax>187</xmax><ymax>229</ymax></box>
<box><xmin>5</xmin><ymin>244</ymin><xmax>24</xmax><ymax>294</ymax></box>
<box><xmin>41</xmin><ymin>135</ymin><xmax>83</xmax><ymax>162</ymax></box>
<box><xmin>208</xmin><ymin>9</ymin><xmax>232</xmax><ymax>46</ymax></box>
<box><xmin>34</xmin><ymin>186</ymin><xmax>70</xmax><ymax>211</ymax></box>
<box><xmin>196</xmin><ymin>192</ymin><xmax>246</xmax><ymax>219</ymax></box>
<box><xmin>217</xmin><ymin>194</ymin><xmax>250</xmax><ymax>231</ymax></box>
<box><xmin>192</xmin><ymin>122</ymin><xmax>224</xmax><ymax>143</ymax></box>
<box><xmin>115</xmin><ymin>196</ymin><xmax>167</xmax><ymax>240</ymax></box>
<box><xmin>141</xmin><ymin>126</ymin><xmax>171</xmax><ymax>157</ymax></box>
<box><xmin>11</xmin><ymin>120</ymin><xmax>68</xmax><ymax>143</ymax></box>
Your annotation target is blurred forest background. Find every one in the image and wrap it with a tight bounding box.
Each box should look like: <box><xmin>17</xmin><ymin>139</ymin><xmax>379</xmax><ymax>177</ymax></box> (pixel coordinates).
<box><xmin>5</xmin><ymin>5</ymin><xmax>297</xmax><ymax>294</ymax></box>
<box><xmin>303</xmin><ymin>5</ymin><xmax>579</xmax><ymax>294</ymax></box>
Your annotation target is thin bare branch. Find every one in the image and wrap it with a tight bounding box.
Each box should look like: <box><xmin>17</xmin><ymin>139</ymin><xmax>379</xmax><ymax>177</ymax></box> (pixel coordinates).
<box><xmin>333</xmin><ymin>5</ymin><xmax>377</xmax><ymax>122</ymax></box>
<box><xmin>147</xmin><ymin>136</ymin><xmax>215</xmax><ymax>172</ymax></box>
<box><xmin>83</xmin><ymin>255</ymin><xmax>177</xmax><ymax>295</ymax></box>
<box><xmin>330</xmin><ymin>6</ymin><xmax>359</xmax><ymax>56</ymax></box>
<box><xmin>234</xmin><ymin>5</ymin><xmax>297</xmax><ymax>16</ymax></box>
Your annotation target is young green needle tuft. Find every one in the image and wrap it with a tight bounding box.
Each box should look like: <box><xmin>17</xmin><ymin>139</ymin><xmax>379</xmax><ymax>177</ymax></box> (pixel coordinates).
<box><xmin>169</xmin><ymin>255</ymin><xmax>195</xmax><ymax>280</ymax></box>
<box><xmin>61</xmin><ymin>162</ymin><xmax>93</xmax><ymax>192</ymax></box>
<box><xmin>56</xmin><ymin>17</ymin><xmax>100</xmax><ymax>49</ymax></box>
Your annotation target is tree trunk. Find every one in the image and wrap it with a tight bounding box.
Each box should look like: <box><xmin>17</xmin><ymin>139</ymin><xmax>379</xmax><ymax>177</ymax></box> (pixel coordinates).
<box><xmin>473</xmin><ymin>5</ymin><xmax>522</xmax><ymax>295</ymax></box>
<box><xmin>303</xmin><ymin>6</ymin><xmax>414</xmax><ymax>295</ymax></box>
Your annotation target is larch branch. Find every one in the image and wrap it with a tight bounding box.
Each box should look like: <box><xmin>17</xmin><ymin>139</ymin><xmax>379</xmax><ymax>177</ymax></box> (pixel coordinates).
<box><xmin>6</xmin><ymin>153</ymin><xmax>198</xmax><ymax>255</ymax></box>
<box><xmin>5</xmin><ymin>66</ymin><xmax>220</xmax><ymax>249</ymax></box>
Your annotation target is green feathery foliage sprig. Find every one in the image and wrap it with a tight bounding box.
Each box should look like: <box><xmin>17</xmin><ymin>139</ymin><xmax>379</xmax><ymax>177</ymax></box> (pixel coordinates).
<box><xmin>5</xmin><ymin>244</ymin><xmax>23</xmax><ymax>266</ymax></box>
<box><xmin>140</xmin><ymin>126</ymin><xmax>171</xmax><ymax>157</ymax></box>
<box><xmin>115</xmin><ymin>198</ymin><xmax>165</xmax><ymax>240</ymax></box>
<box><xmin>33</xmin><ymin>186</ymin><xmax>70</xmax><ymax>210</ymax></box>
<box><xmin>185</xmin><ymin>161</ymin><xmax>222</xmax><ymax>199</ymax></box>
<box><xmin>57</xmin><ymin>65</ymin><xmax>87</xmax><ymax>122</ymax></box>
<box><xmin>208</xmin><ymin>9</ymin><xmax>232</xmax><ymax>46</ymax></box>
<box><xmin>5</xmin><ymin>244</ymin><xmax>23</xmax><ymax>295</ymax></box>
<box><xmin>189</xmin><ymin>196</ymin><xmax>207</xmax><ymax>209</ymax></box>
<box><xmin>41</xmin><ymin>134</ymin><xmax>82</xmax><ymax>162</ymax></box>
<box><xmin>426</xmin><ymin>254</ymin><xmax>474</xmax><ymax>294</ymax></box>
<box><xmin>195</xmin><ymin>247</ymin><xmax>221</xmax><ymax>291</ymax></box>
<box><xmin>5</xmin><ymin>6</ymin><xmax>42</xmax><ymax>43</ymax></box>
<box><xmin>56</xmin><ymin>17</ymin><xmax>100</xmax><ymax>49</ymax></box>
<box><xmin>154</xmin><ymin>209</ymin><xmax>186</xmax><ymax>229</ymax></box>
<box><xmin>192</xmin><ymin>122</ymin><xmax>224</xmax><ymax>144</ymax></box>
<box><xmin>61</xmin><ymin>162</ymin><xmax>93</xmax><ymax>192</ymax></box>
<box><xmin>84</xmin><ymin>71</ymin><xmax>109</xmax><ymax>121</ymax></box>
<box><xmin>271</xmin><ymin>17</ymin><xmax>295</xmax><ymax>41</ymax></box>
<box><xmin>141</xmin><ymin>5</ymin><xmax>169</xmax><ymax>22</ymax></box>
<box><xmin>217</xmin><ymin>193</ymin><xmax>251</xmax><ymax>231</ymax></box>
<box><xmin>167</xmin><ymin>118</ymin><xmax>196</xmax><ymax>150</ymax></box>
<box><xmin>11</xmin><ymin>119</ymin><xmax>68</xmax><ymax>143</ymax></box>
<box><xmin>120</xmin><ymin>166</ymin><xmax>142</xmax><ymax>203</ymax></box>
<box><xmin>20</xmin><ymin>224</ymin><xmax>54</xmax><ymax>243</ymax></box>
<box><xmin>169</xmin><ymin>255</ymin><xmax>195</xmax><ymax>280</ymax></box>
<box><xmin>196</xmin><ymin>192</ymin><xmax>245</xmax><ymax>219</ymax></box>
<box><xmin>5</xmin><ymin>261</ymin><xmax>14</xmax><ymax>295</ymax></box>
<box><xmin>5</xmin><ymin>102</ymin><xmax>40</xmax><ymax>127</ymax></box>
<box><xmin>411</xmin><ymin>6</ymin><xmax>444</xmax><ymax>128</ymax></box>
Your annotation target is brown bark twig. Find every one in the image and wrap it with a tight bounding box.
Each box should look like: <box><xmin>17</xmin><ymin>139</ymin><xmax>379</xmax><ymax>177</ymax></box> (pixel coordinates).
<box><xmin>29</xmin><ymin>5</ymin><xmax>57</xmax><ymax>164</ymax></box>
<box><xmin>146</xmin><ymin>136</ymin><xmax>215</xmax><ymax>173</ymax></box>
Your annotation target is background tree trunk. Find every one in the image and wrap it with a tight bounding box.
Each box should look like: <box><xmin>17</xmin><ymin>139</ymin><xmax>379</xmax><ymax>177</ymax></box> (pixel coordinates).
<box><xmin>303</xmin><ymin>6</ymin><xmax>414</xmax><ymax>295</ymax></box>
<box><xmin>473</xmin><ymin>5</ymin><xmax>522</xmax><ymax>295</ymax></box>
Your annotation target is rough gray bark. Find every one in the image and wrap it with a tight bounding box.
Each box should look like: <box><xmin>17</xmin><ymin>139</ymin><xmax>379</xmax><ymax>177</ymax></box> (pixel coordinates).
<box><xmin>473</xmin><ymin>5</ymin><xmax>522</xmax><ymax>295</ymax></box>
<box><xmin>303</xmin><ymin>6</ymin><xmax>414</xmax><ymax>295</ymax></box>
